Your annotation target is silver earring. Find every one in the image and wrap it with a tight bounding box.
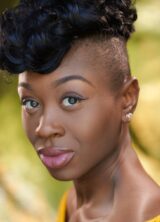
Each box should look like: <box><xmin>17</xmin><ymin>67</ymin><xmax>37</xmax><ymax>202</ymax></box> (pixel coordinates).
<box><xmin>126</xmin><ymin>113</ymin><xmax>133</xmax><ymax>122</ymax></box>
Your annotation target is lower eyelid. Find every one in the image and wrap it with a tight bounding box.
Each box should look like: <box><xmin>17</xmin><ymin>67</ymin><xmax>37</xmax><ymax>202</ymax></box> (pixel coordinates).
<box><xmin>21</xmin><ymin>99</ymin><xmax>40</xmax><ymax>108</ymax></box>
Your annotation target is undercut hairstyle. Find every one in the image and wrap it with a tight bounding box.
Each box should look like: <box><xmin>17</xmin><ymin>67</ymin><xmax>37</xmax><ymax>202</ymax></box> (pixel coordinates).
<box><xmin>0</xmin><ymin>0</ymin><xmax>137</xmax><ymax>83</ymax></box>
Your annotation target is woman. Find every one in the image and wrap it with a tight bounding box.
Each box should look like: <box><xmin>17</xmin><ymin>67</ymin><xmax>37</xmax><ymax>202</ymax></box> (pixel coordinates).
<box><xmin>0</xmin><ymin>0</ymin><xmax>160</xmax><ymax>221</ymax></box>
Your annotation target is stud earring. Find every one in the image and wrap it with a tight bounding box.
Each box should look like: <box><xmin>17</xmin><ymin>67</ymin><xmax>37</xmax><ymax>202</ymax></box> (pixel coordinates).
<box><xmin>126</xmin><ymin>113</ymin><xmax>133</xmax><ymax>122</ymax></box>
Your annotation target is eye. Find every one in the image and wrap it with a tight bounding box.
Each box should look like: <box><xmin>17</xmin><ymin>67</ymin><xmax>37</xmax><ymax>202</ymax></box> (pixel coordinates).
<box><xmin>21</xmin><ymin>98</ymin><xmax>40</xmax><ymax>113</ymax></box>
<box><xmin>62</xmin><ymin>96</ymin><xmax>83</xmax><ymax>107</ymax></box>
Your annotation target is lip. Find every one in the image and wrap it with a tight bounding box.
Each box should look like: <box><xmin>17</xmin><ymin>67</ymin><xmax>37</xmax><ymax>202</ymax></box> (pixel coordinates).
<box><xmin>37</xmin><ymin>147</ymin><xmax>75</xmax><ymax>169</ymax></box>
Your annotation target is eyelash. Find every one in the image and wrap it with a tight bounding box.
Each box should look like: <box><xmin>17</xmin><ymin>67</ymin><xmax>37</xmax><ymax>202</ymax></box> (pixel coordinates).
<box><xmin>21</xmin><ymin>98</ymin><xmax>40</xmax><ymax>111</ymax></box>
<box><xmin>61</xmin><ymin>95</ymin><xmax>85</xmax><ymax>108</ymax></box>
<box><xmin>20</xmin><ymin>94</ymin><xmax>86</xmax><ymax>112</ymax></box>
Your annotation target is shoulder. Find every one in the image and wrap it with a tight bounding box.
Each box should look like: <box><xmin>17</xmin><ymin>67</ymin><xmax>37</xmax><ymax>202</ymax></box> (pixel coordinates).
<box><xmin>143</xmin><ymin>185</ymin><xmax>160</xmax><ymax>222</ymax></box>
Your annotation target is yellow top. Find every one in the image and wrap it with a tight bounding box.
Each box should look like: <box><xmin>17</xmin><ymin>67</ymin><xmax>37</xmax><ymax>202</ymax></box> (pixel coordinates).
<box><xmin>146</xmin><ymin>216</ymin><xmax>160</xmax><ymax>222</ymax></box>
<box><xmin>56</xmin><ymin>192</ymin><xmax>68</xmax><ymax>222</ymax></box>
<box><xmin>56</xmin><ymin>193</ymin><xmax>160</xmax><ymax>222</ymax></box>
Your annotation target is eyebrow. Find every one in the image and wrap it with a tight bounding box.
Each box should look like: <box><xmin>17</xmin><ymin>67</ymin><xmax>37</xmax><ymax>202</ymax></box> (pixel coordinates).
<box><xmin>18</xmin><ymin>82</ymin><xmax>33</xmax><ymax>91</ymax></box>
<box><xmin>53</xmin><ymin>75</ymin><xmax>94</xmax><ymax>88</ymax></box>
<box><xmin>18</xmin><ymin>75</ymin><xmax>94</xmax><ymax>90</ymax></box>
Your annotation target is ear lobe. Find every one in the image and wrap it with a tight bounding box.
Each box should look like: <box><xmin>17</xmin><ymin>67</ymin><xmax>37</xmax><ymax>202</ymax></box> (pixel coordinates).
<box><xmin>122</xmin><ymin>77</ymin><xmax>139</xmax><ymax>122</ymax></box>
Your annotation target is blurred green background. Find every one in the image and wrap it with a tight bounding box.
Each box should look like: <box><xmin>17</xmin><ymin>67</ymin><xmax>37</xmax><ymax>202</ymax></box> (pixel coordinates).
<box><xmin>0</xmin><ymin>0</ymin><xmax>160</xmax><ymax>221</ymax></box>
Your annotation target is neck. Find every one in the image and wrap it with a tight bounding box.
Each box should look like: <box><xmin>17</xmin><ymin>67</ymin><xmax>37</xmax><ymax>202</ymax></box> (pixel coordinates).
<box><xmin>72</xmin><ymin>125</ymin><xmax>139</xmax><ymax>216</ymax></box>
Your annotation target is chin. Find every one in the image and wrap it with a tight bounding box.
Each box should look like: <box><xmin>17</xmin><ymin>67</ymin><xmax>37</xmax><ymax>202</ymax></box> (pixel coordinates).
<box><xmin>47</xmin><ymin>168</ymin><xmax>80</xmax><ymax>182</ymax></box>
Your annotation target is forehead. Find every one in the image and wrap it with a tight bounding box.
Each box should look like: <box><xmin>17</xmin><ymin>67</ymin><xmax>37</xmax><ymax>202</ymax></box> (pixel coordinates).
<box><xmin>57</xmin><ymin>39</ymin><xmax>108</xmax><ymax>76</ymax></box>
<box><xmin>19</xmin><ymin>39</ymin><xmax>111</xmax><ymax>87</ymax></box>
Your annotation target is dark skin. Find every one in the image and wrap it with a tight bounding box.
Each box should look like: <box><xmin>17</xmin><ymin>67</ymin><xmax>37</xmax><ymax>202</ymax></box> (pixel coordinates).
<box><xmin>18</xmin><ymin>39</ymin><xmax>160</xmax><ymax>222</ymax></box>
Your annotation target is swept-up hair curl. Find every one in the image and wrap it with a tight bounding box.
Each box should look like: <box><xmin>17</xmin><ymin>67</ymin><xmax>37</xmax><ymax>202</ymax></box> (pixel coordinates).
<box><xmin>0</xmin><ymin>0</ymin><xmax>137</xmax><ymax>74</ymax></box>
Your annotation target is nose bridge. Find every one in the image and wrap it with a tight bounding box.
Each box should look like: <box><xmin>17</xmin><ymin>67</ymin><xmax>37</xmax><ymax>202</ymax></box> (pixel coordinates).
<box><xmin>35</xmin><ymin>106</ymin><xmax>65</xmax><ymax>137</ymax></box>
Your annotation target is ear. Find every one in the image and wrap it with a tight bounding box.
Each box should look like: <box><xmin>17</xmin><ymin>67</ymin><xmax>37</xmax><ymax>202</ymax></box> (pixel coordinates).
<box><xmin>121</xmin><ymin>77</ymin><xmax>140</xmax><ymax>122</ymax></box>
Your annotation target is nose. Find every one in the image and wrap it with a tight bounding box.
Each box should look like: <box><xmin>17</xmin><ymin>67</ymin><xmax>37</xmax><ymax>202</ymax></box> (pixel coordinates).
<box><xmin>35</xmin><ymin>110</ymin><xmax>65</xmax><ymax>139</ymax></box>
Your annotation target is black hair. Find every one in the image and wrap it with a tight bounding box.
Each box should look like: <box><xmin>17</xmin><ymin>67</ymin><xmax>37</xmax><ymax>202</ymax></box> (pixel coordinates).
<box><xmin>0</xmin><ymin>0</ymin><xmax>137</xmax><ymax>74</ymax></box>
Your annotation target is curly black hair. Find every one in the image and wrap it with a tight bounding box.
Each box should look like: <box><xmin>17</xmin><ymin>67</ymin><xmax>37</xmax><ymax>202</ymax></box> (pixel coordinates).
<box><xmin>0</xmin><ymin>0</ymin><xmax>137</xmax><ymax>74</ymax></box>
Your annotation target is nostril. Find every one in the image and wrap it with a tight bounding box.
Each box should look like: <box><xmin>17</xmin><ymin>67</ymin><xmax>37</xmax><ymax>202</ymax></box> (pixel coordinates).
<box><xmin>35</xmin><ymin>113</ymin><xmax>65</xmax><ymax>138</ymax></box>
<box><xmin>35</xmin><ymin>121</ymin><xmax>65</xmax><ymax>138</ymax></box>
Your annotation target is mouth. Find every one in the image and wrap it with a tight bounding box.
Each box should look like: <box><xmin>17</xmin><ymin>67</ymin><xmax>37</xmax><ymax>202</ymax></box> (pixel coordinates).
<box><xmin>37</xmin><ymin>147</ymin><xmax>75</xmax><ymax>169</ymax></box>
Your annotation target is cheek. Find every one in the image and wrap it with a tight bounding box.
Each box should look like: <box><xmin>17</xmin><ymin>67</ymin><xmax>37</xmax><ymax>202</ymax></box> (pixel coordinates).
<box><xmin>58</xmin><ymin>100</ymin><xmax>122</xmax><ymax>180</ymax></box>
<box><xmin>22</xmin><ymin>111</ymin><xmax>37</xmax><ymax>145</ymax></box>
<box><xmin>70</xmin><ymin>101</ymin><xmax>121</xmax><ymax>159</ymax></box>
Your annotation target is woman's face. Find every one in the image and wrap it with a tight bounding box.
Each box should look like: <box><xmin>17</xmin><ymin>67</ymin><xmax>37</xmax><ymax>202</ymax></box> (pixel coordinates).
<box><xmin>18</xmin><ymin>41</ymin><xmax>125</xmax><ymax>181</ymax></box>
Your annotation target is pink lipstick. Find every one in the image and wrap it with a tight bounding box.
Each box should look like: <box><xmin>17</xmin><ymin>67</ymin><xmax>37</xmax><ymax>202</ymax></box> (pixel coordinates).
<box><xmin>38</xmin><ymin>147</ymin><xmax>75</xmax><ymax>169</ymax></box>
